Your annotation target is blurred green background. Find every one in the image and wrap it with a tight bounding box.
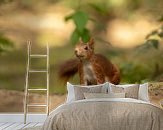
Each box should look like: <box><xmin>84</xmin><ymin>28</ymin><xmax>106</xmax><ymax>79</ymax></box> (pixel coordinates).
<box><xmin>0</xmin><ymin>0</ymin><xmax>163</xmax><ymax>94</ymax></box>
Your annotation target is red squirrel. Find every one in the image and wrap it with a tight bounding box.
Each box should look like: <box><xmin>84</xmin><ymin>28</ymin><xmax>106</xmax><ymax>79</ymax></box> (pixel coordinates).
<box><xmin>58</xmin><ymin>38</ymin><xmax>120</xmax><ymax>85</ymax></box>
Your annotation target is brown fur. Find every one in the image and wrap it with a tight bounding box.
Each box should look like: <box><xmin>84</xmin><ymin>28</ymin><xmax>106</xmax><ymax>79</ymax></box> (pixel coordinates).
<box><xmin>58</xmin><ymin>58</ymin><xmax>79</xmax><ymax>82</ymax></box>
<box><xmin>58</xmin><ymin>38</ymin><xmax>120</xmax><ymax>85</ymax></box>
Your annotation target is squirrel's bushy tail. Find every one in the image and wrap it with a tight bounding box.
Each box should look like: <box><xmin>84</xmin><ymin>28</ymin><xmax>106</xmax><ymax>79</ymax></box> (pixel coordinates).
<box><xmin>58</xmin><ymin>58</ymin><xmax>79</xmax><ymax>83</ymax></box>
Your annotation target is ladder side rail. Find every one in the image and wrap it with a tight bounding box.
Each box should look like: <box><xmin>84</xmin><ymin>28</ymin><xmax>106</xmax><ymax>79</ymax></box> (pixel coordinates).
<box><xmin>46</xmin><ymin>43</ymin><xmax>50</xmax><ymax>116</ymax></box>
<box><xmin>24</xmin><ymin>41</ymin><xmax>31</xmax><ymax>124</ymax></box>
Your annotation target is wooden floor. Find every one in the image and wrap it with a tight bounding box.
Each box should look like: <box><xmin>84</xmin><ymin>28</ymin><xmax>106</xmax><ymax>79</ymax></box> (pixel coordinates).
<box><xmin>0</xmin><ymin>113</ymin><xmax>46</xmax><ymax>130</ymax></box>
<box><xmin>0</xmin><ymin>122</ymin><xmax>43</xmax><ymax>130</ymax></box>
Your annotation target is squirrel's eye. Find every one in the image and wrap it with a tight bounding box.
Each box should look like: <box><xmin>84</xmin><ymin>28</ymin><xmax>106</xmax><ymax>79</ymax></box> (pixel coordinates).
<box><xmin>84</xmin><ymin>46</ymin><xmax>88</xmax><ymax>50</ymax></box>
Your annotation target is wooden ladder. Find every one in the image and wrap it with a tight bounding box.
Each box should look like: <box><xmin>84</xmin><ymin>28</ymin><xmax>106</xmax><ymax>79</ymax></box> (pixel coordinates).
<box><xmin>24</xmin><ymin>41</ymin><xmax>49</xmax><ymax>124</ymax></box>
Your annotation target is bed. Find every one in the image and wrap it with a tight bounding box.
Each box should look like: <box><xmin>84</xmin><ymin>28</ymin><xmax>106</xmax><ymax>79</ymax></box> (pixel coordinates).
<box><xmin>42</xmin><ymin>82</ymin><xmax>163</xmax><ymax>130</ymax></box>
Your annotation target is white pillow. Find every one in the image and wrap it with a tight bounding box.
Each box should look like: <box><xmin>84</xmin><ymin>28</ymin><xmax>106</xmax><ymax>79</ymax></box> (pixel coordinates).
<box><xmin>138</xmin><ymin>83</ymin><xmax>149</xmax><ymax>102</ymax></box>
<box><xmin>66</xmin><ymin>82</ymin><xmax>75</xmax><ymax>103</ymax></box>
<box><xmin>84</xmin><ymin>92</ymin><xmax>125</xmax><ymax>99</ymax></box>
<box><xmin>66</xmin><ymin>82</ymin><xmax>110</xmax><ymax>103</ymax></box>
<box><xmin>108</xmin><ymin>82</ymin><xmax>149</xmax><ymax>102</ymax></box>
<box><xmin>110</xmin><ymin>84</ymin><xmax>139</xmax><ymax>99</ymax></box>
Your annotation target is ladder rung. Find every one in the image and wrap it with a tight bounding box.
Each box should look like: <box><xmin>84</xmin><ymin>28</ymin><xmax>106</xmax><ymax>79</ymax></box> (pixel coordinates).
<box><xmin>30</xmin><ymin>54</ymin><xmax>47</xmax><ymax>58</ymax></box>
<box><xmin>29</xmin><ymin>70</ymin><xmax>47</xmax><ymax>73</ymax></box>
<box><xmin>27</xmin><ymin>104</ymin><xmax>47</xmax><ymax>107</ymax></box>
<box><xmin>28</xmin><ymin>88</ymin><xmax>47</xmax><ymax>91</ymax></box>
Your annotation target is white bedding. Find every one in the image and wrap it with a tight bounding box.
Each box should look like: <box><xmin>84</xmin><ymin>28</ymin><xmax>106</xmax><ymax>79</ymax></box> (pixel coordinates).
<box><xmin>50</xmin><ymin>98</ymin><xmax>153</xmax><ymax>114</ymax></box>
<box><xmin>42</xmin><ymin>98</ymin><xmax>163</xmax><ymax>130</ymax></box>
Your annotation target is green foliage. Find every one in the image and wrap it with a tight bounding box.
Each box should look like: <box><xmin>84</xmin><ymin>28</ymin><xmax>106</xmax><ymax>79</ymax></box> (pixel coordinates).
<box><xmin>158</xmin><ymin>15</ymin><xmax>163</xmax><ymax>22</ymax></box>
<box><xmin>18</xmin><ymin>0</ymin><xmax>36</xmax><ymax>10</ymax></box>
<box><xmin>146</xmin><ymin>26</ymin><xmax>163</xmax><ymax>39</ymax></box>
<box><xmin>126</xmin><ymin>0</ymin><xmax>141</xmax><ymax>11</ymax></box>
<box><xmin>144</xmin><ymin>24</ymin><xmax>163</xmax><ymax>49</ymax></box>
<box><xmin>65</xmin><ymin>10</ymin><xmax>90</xmax><ymax>44</ymax></box>
<box><xmin>142</xmin><ymin>38</ymin><xmax>160</xmax><ymax>51</ymax></box>
<box><xmin>0</xmin><ymin>35</ymin><xmax>14</xmax><ymax>53</ymax></box>
<box><xmin>120</xmin><ymin>63</ymin><xmax>151</xmax><ymax>83</ymax></box>
<box><xmin>149</xmin><ymin>39</ymin><xmax>159</xmax><ymax>49</ymax></box>
<box><xmin>66</xmin><ymin>11</ymin><xmax>89</xmax><ymax>33</ymax></box>
<box><xmin>70</xmin><ymin>29</ymin><xmax>80</xmax><ymax>45</ymax></box>
<box><xmin>0</xmin><ymin>0</ymin><xmax>13</xmax><ymax>5</ymax></box>
<box><xmin>65</xmin><ymin>2</ymin><xmax>110</xmax><ymax>45</ymax></box>
<box><xmin>89</xmin><ymin>2</ymin><xmax>109</xmax><ymax>15</ymax></box>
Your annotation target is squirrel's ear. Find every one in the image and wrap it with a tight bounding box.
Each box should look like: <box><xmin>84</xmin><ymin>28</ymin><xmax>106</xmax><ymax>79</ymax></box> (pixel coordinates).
<box><xmin>88</xmin><ymin>38</ymin><xmax>94</xmax><ymax>49</ymax></box>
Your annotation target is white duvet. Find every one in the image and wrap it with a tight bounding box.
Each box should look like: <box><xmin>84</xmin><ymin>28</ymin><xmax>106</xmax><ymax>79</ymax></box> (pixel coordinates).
<box><xmin>42</xmin><ymin>98</ymin><xmax>163</xmax><ymax>130</ymax></box>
